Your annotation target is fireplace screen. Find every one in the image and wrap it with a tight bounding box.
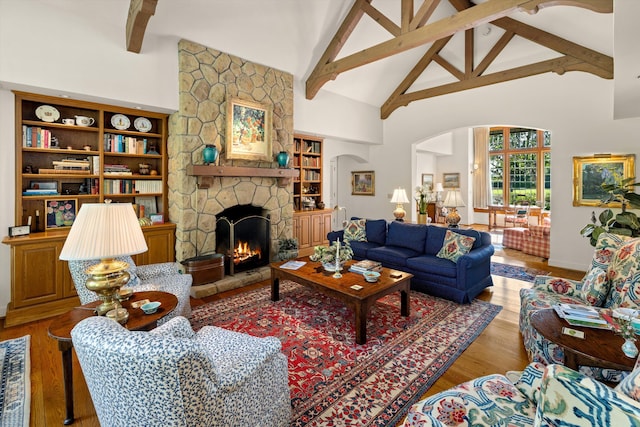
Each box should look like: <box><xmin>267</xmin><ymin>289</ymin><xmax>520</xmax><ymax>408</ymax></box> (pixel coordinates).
<box><xmin>215</xmin><ymin>205</ymin><xmax>270</xmax><ymax>275</ymax></box>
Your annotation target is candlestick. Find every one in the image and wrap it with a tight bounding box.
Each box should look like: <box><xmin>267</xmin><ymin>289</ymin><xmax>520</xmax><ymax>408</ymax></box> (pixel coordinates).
<box><xmin>333</xmin><ymin>238</ymin><xmax>342</xmax><ymax>278</ymax></box>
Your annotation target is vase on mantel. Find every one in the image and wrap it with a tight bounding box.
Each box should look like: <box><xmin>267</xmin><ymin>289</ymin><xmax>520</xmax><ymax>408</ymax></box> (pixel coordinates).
<box><xmin>203</xmin><ymin>145</ymin><xmax>218</xmax><ymax>165</ymax></box>
<box><xmin>276</xmin><ymin>151</ymin><xmax>290</xmax><ymax>168</ymax></box>
<box><xmin>622</xmin><ymin>338</ymin><xmax>639</xmax><ymax>358</ymax></box>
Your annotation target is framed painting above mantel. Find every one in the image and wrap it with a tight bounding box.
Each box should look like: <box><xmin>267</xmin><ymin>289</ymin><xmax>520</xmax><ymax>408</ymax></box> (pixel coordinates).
<box><xmin>572</xmin><ymin>154</ymin><xmax>635</xmax><ymax>207</ymax></box>
<box><xmin>225</xmin><ymin>97</ymin><xmax>272</xmax><ymax>161</ymax></box>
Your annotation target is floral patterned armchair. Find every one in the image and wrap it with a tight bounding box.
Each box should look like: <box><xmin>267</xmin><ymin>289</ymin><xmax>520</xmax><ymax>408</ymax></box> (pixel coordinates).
<box><xmin>68</xmin><ymin>255</ymin><xmax>192</xmax><ymax>319</ymax></box>
<box><xmin>402</xmin><ymin>361</ymin><xmax>640</xmax><ymax>426</ymax></box>
<box><xmin>71</xmin><ymin>315</ymin><xmax>291</xmax><ymax>427</ymax></box>
<box><xmin>520</xmin><ymin>233</ymin><xmax>640</xmax><ymax>382</ymax></box>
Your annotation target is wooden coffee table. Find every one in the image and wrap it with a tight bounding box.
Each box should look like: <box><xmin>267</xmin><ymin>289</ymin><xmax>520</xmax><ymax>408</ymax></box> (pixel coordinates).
<box><xmin>530</xmin><ymin>308</ymin><xmax>636</xmax><ymax>372</ymax></box>
<box><xmin>48</xmin><ymin>290</ymin><xmax>177</xmax><ymax>425</ymax></box>
<box><xmin>271</xmin><ymin>257</ymin><xmax>413</xmax><ymax>345</ymax></box>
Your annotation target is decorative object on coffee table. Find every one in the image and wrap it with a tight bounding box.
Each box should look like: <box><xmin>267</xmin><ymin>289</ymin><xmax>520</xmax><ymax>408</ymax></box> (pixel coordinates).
<box><xmin>309</xmin><ymin>239</ymin><xmax>353</xmax><ymax>271</ymax></box>
<box><xmin>390</xmin><ymin>187</ymin><xmax>409</xmax><ymax>221</ymax></box>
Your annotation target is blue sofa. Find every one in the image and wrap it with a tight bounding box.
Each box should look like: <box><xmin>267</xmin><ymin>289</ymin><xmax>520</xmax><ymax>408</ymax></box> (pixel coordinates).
<box><xmin>327</xmin><ymin>219</ymin><xmax>494</xmax><ymax>303</ymax></box>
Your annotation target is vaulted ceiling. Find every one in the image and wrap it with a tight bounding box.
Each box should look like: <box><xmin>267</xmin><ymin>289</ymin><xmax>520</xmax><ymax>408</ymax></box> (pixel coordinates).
<box><xmin>117</xmin><ymin>0</ymin><xmax>633</xmax><ymax>118</ymax></box>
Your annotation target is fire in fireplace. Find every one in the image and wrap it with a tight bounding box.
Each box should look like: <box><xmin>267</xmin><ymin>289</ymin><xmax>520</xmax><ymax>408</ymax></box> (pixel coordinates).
<box><xmin>215</xmin><ymin>205</ymin><xmax>270</xmax><ymax>275</ymax></box>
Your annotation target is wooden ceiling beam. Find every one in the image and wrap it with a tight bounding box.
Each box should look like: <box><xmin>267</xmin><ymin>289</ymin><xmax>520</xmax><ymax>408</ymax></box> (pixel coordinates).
<box><xmin>362</xmin><ymin>2</ymin><xmax>400</xmax><ymax>36</ymax></box>
<box><xmin>381</xmin><ymin>55</ymin><xmax>595</xmax><ymax>118</ymax></box>
<box><xmin>306</xmin><ymin>0</ymin><xmax>606</xmax><ymax>99</ymax></box>
<box><xmin>410</xmin><ymin>0</ymin><xmax>442</xmax><ymax>31</ymax></box>
<box><xmin>126</xmin><ymin>0</ymin><xmax>158</xmax><ymax>53</ymax></box>
<box><xmin>401</xmin><ymin>0</ymin><xmax>413</xmax><ymax>34</ymax></box>
<box><xmin>471</xmin><ymin>30</ymin><xmax>515</xmax><ymax>77</ymax></box>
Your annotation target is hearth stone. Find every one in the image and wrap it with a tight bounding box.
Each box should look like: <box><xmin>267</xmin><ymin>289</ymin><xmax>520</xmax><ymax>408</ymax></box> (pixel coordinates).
<box><xmin>188</xmin><ymin>266</ymin><xmax>270</xmax><ymax>299</ymax></box>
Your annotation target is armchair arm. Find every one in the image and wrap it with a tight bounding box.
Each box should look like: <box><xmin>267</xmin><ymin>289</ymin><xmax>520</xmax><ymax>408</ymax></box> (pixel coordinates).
<box><xmin>532</xmin><ymin>275</ymin><xmax>584</xmax><ymax>298</ymax></box>
<box><xmin>456</xmin><ymin>244</ymin><xmax>494</xmax><ymax>270</ymax></box>
<box><xmin>136</xmin><ymin>262</ymin><xmax>182</xmax><ymax>280</ymax></box>
<box><xmin>148</xmin><ymin>316</ymin><xmax>195</xmax><ymax>339</ymax></box>
<box><xmin>536</xmin><ymin>364</ymin><xmax>640</xmax><ymax>425</ymax></box>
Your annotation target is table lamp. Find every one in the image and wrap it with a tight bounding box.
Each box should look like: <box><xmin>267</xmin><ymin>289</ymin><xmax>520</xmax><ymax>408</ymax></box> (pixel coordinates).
<box><xmin>59</xmin><ymin>202</ymin><xmax>148</xmax><ymax>316</ymax></box>
<box><xmin>391</xmin><ymin>188</ymin><xmax>410</xmax><ymax>221</ymax></box>
<box><xmin>443</xmin><ymin>189</ymin><xmax>466</xmax><ymax>228</ymax></box>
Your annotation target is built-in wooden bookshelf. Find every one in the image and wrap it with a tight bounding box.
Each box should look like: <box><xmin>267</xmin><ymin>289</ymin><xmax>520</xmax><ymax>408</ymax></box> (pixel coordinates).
<box><xmin>2</xmin><ymin>91</ymin><xmax>174</xmax><ymax>326</ymax></box>
<box><xmin>292</xmin><ymin>134</ymin><xmax>323</xmax><ymax>211</ymax></box>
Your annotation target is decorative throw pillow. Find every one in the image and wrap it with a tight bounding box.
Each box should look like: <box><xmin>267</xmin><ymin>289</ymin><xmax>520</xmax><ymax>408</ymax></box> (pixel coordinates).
<box><xmin>590</xmin><ymin>233</ymin><xmax>632</xmax><ymax>273</ymax></box>
<box><xmin>605</xmin><ymin>238</ymin><xmax>640</xmax><ymax>308</ymax></box>
<box><xmin>342</xmin><ymin>219</ymin><xmax>367</xmax><ymax>242</ymax></box>
<box><xmin>578</xmin><ymin>267</ymin><xmax>609</xmax><ymax>306</ymax></box>
<box><xmin>511</xmin><ymin>362</ymin><xmax>546</xmax><ymax>404</ymax></box>
<box><xmin>436</xmin><ymin>230</ymin><xmax>476</xmax><ymax>263</ymax></box>
<box><xmin>615</xmin><ymin>357</ymin><xmax>640</xmax><ymax>402</ymax></box>
<box><xmin>536</xmin><ymin>277</ymin><xmax>581</xmax><ymax>297</ymax></box>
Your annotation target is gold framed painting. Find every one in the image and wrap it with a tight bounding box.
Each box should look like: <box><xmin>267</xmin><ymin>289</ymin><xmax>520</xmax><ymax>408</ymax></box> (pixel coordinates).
<box><xmin>225</xmin><ymin>97</ymin><xmax>272</xmax><ymax>161</ymax></box>
<box><xmin>351</xmin><ymin>171</ymin><xmax>375</xmax><ymax>196</ymax></box>
<box><xmin>45</xmin><ymin>198</ymin><xmax>78</xmax><ymax>229</ymax></box>
<box><xmin>572</xmin><ymin>154</ymin><xmax>635</xmax><ymax>207</ymax></box>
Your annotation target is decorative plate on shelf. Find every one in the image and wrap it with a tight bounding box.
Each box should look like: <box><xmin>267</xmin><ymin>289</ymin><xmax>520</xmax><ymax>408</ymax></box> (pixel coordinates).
<box><xmin>111</xmin><ymin>114</ymin><xmax>131</xmax><ymax>130</ymax></box>
<box><xmin>35</xmin><ymin>105</ymin><xmax>60</xmax><ymax>122</ymax></box>
<box><xmin>134</xmin><ymin>117</ymin><xmax>152</xmax><ymax>133</ymax></box>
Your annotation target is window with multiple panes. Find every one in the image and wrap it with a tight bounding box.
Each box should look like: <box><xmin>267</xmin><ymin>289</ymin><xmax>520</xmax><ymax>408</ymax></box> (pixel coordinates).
<box><xmin>489</xmin><ymin>127</ymin><xmax>551</xmax><ymax>208</ymax></box>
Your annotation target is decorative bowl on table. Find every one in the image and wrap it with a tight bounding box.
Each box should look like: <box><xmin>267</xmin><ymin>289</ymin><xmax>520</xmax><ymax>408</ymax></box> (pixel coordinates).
<box><xmin>141</xmin><ymin>301</ymin><xmax>161</xmax><ymax>315</ymax></box>
<box><xmin>106</xmin><ymin>307</ymin><xmax>129</xmax><ymax>325</ymax></box>
<box><xmin>322</xmin><ymin>262</ymin><xmax>345</xmax><ymax>272</ymax></box>
<box><xmin>363</xmin><ymin>271</ymin><xmax>380</xmax><ymax>283</ymax></box>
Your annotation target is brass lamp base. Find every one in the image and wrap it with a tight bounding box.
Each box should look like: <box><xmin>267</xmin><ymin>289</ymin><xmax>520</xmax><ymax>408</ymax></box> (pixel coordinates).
<box><xmin>393</xmin><ymin>204</ymin><xmax>406</xmax><ymax>222</ymax></box>
<box><xmin>446</xmin><ymin>208</ymin><xmax>461</xmax><ymax>228</ymax></box>
<box><xmin>85</xmin><ymin>259</ymin><xmax>132</xmax><ymax>316</ymax></box>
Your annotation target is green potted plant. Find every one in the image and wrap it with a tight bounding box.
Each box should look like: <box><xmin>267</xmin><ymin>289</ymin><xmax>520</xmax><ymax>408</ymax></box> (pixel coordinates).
<box><xmin>415</xmin><ymin>185</ymin><xmax>430</xmax><ymax>224</ymax></box>
<box><xmin>309</xmin><ymin>240</ymin><xmax>353</xmax><ymax>270</ymax></box>
<box><xmin>277</xmin><ymin>238</ymin><xmax>299</xmax><ymax>261</ymax></box>
<box><xmin>580</xmin><ymin>177</ymin><xmax>640</xmax><ymax>246</ymax></box>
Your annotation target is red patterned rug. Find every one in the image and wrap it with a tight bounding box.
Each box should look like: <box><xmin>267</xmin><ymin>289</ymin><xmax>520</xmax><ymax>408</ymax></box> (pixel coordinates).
<box><xmin>190</xmin><ymin>281</ymin><xmax>501</xmax><ymax>426</ymax></box>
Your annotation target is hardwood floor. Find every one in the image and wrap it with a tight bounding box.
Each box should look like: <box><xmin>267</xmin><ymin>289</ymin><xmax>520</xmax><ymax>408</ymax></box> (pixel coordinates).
<box><xmin>1</xmin><ymin>227</ymin><xmax>585</xmax><ymax>426</ymax></box>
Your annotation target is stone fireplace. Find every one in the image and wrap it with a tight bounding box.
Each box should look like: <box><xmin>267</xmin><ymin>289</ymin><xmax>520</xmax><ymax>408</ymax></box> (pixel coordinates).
<box><xmin>167</xmin><ymin>39</ymin><xmax>295</xmax><ymax>292</ymax></box>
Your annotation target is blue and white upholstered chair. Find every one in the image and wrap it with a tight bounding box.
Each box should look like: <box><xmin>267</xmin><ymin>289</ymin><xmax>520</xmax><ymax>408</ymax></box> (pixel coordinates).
<box><xmin>71</xmin><ymin>315</ymin><xmax>291</xmax><ymax>427</ymax></box>
<box><xmin>402</xmin><ymin>361</ymin><xmax>640</xmax><ymax>426</ymax></box>
<box><xmin>68</xmin><ymin>255</ymin><xmax>192</xmax><ymax>319</ymax></box>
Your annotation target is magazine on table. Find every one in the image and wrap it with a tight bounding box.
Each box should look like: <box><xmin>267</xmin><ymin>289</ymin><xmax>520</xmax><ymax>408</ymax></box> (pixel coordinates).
<box><xmin>349</xmin><ymin>259</ymin><xmax>382</xmax><ymax>274</ymax></box>
<box><xmin>553</xmin><ymin>304</ymin><xmax>610</xmax><ymax>329</ymax></box>
<box><xmin>280</xmin><ymin>260</ymin><xmax>306</xmax><ymax>270</ymax></box>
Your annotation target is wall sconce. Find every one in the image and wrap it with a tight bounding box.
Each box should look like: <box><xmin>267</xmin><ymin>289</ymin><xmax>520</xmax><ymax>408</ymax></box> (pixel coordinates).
<box><xmin>390</xmin><ymin>188</ymin><xmax>410</xmax><ymax>221</ymax></box>
<box><xmin>470</xmin><ymin>163</ymin><xmax>479</xmax><ymax>174</ymax></box>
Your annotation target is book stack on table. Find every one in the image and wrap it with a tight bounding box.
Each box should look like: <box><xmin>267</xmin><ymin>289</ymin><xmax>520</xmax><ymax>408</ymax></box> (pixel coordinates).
<box><xmin>553</xmin><ymin>303</ymin><xmax>610</xmax><ymax>329</ymax></box>
<box><xmin>349</xmin><ymin>260</ymin><xmax>382</xmax><ymax>275</ymax></box>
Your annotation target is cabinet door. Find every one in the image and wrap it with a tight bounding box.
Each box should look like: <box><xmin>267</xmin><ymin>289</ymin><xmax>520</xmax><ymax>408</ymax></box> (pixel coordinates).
<box><xmin>296</xmin><ymin>214</ymin><xmax>311</xmax><ymax>249</ymax></box>
<box><xmin>132</xmin><ymin>226</ymin><xmax>176</xmax><ymax>265</ymax></box>
<box><xmin>13</xmin><ymin>243</ymin><xmax>61</xmax><ymax>308</ymax></box>
<box><xmin>322</xmin><ymin>212</ymin><xmax>332</xmax><ymax>243</ymax></box>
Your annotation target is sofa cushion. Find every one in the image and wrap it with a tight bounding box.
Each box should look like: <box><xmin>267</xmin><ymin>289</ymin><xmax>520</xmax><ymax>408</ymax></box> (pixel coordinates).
<box><xmin>511</xmin><ymin>362</ymin><xmax>546</xmax><ymax>404</ymax></box>
<box><xmin>385</xmin><ymin>222</ymin><xmax>427</xmax><ymax>253</ymax></box>
<box><xmin>615</xmin><ymin>359</ymin><xmax>640</xmax><ymax>402</ymax></box>
<box><xmin>366</xmin><ymin>245</ymin><xmax>421</xmax><ymax>267</ymax></box>
<box><xmin>425</xmin><ymin>226</ymin><xmax>483</xmax><ymax>255</ymax></box>
<box><xmin>406</xmin><ymin>255</ymin><xmax>457</xmax><ymax>278</ymax></box>
<box><xmin>347</xmin><ymin>240</ymin><xmax>379</xmax><ymax>260</ymax></box>
<box><xmin>605</xmin><ymin>238</ymin><xmax>640</xmax><ymax>308</ymax></box>
<box><xmin>579</xmin><ymin>267</ymin><xmax>609</xmax><ymax>307</ymax></box>
<box><xmin>436</xmin><ymin>230</ymin><xmax>476</xmax><ymax>263</ymax></box>
<box><xmin>343</xmin><ymin>219</ymin><xmax>367</xmax><ymax>242</ymax></box>
<box><xmin>365</xmin><ymin>219</ymin><xmax>387</xmax><ymax>245</ymax></box>
<box><xmin>591</xmin><ymin>233</ymin><xmax>632</xmax><ymax>273</ymax></box>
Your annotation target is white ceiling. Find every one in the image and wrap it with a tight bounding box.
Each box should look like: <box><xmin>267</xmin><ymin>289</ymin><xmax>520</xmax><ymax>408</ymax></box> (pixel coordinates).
<box><xmin>38</xmin><ymin>0</ymin><xmax>640</xmax><ymax>119</ymax></box>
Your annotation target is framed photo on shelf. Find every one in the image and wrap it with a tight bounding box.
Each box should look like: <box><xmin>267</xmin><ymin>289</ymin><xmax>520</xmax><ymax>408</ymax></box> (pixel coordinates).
<box><xmin>573</xmin><ymin>154</ymin><xmax>635</xmax><ymax>207</ymax></box>
<box><xmin>442</xmin><ymin>172</ymin><xmax>460</xmax><ymax>188</ymax></box>
<box><xmin>45</xmin><ymin>199</ymin><xmax>77</xmax><ymax>229</ymax></box>
<box><xmin>225</xmin><ymin>97</ymin><xmax>272</xmax><ymax>161</ymax></box>
<box><xmin>421</xmin><ymin>173</ymin><xmax>434</xmax><ymax>190</ymax></box>
<box><xmin>351</xmin><ymin>171</ymin><xmax>375</xmax><ymax>196</ymax></box>
<box><xmin>135</xmin><ymin>196</ymin><xmax>158</xmax><ymax>217</ymax></box>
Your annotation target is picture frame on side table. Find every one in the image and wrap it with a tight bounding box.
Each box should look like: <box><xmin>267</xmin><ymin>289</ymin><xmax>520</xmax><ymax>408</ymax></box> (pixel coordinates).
<box><xmin>442</xmin><ymin>173</ymin><xmax>460</xmax><ymax>189</ymax></box>
<box><xmin>45</xmin><ymin>199</ymin><xmax>78</xmax><ymax>229</ymax></box>
<box><xmin>573</xmin><ymin>154</ymin><xmax>635</xmax><ymax>207</ymax></box>
<box><xmin>225</xmin><ymin>97</ymin><xmax>272</xmax><ymax>161</ymax></box>
<box><xmin>135</xmin><ymin>196</ymin><xmax>158</xmax><ymax>218</ymax></box>
<box><xmin>351</xmin><ymin>171</ymin><xmax>375</xmax><ymax>196</ymax></box>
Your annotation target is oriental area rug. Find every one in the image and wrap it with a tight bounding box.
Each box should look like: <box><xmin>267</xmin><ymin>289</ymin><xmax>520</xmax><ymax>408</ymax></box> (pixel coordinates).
<box><xmin>491</xmin><ymin>262</ymin><xmax>549</xmax><ymax>282</ymax></box>
<box><xmin>191</xmin><ymin>281</ymin><xmax>501</xmax><ymax>426</ymax></box>
<box><xmin>0</xmin><ymin>335</ymin><xmax>30</xmax><ymax>427</ymax></box>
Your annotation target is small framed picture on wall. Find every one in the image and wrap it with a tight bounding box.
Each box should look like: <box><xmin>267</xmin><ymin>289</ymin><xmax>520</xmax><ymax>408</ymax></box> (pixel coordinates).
<box><xmin>351</xmin><ymin>171</ymin><xmax>375</xmax><ymax>196</ymax></box>
<box><xmin>421</xmin><ymin>174</ymin><xmax>434</xmax><ymax>190</ymax></box>
<box><xmin>442</xmin><ymin>173</ymin><xmax>460</xmax><ymax>188</ymax></box>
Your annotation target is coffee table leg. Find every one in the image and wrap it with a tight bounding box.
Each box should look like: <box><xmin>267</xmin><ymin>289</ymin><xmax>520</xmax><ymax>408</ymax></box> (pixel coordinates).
<box><xmin>271</xmin><ymin>277</ymin><xmax>280</xmax><ymax>301</ymax></box>
<box><xmin>355</xmin><ymin>302</ymin><xmax>367</xmax><ymax>345</ymax></box>
<box><xmin>400</xmin><ymin>289</ymin><xmax>410</xmax><ymax>317</ymax></box>
<box><xmin>58</xmin><ymin>341</ymin><xmax>75</xmax><ymax>425</ymax></box>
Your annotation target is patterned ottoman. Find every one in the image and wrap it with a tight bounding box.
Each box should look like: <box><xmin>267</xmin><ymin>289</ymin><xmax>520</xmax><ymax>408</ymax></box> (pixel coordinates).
<box><xmin>503</xmin><ymin>227</ymin><xmax>526</xmax><ymax>250</ymax></box>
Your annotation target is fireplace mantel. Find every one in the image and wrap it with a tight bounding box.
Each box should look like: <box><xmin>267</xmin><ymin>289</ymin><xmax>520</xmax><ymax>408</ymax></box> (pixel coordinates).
<box><xmin>187</xmin><ymin>165</ymin><xmax>300</xmax><ymax>188</ymax></box>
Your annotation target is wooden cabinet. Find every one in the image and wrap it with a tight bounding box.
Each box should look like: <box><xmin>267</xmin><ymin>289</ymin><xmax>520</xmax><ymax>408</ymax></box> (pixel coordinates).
<box><xmin>2</xmin><ymin>91</ymin><xmax>176</xmax><ymax>326</ymax></box>
<box><xmin>294</xmin><ymin>209</ymin><xmax>332</xmax><ymax>256</ymax></box>
<box><xmin>292</xmin><ymin>134</ymin><xmax>323</xmax><ymax>211</ymax></box>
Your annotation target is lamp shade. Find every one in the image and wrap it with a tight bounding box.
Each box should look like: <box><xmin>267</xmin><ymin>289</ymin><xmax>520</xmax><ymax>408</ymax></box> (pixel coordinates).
<box><xmin>434</xmin><ymin>183</ymin><xmax>444</xmax><ymax>192</ymax></box>
<box><xmin>443</xmin><ymin>189</ymin><xmax>466</xmax><ymax>208</ymax></box>
<box><xmin>390</xmin><ymin>188</ymin><xmax>410</xmax><ymax>204</ymax></box>
<box><xmin>59</xmin><ymin>203</ymin><xmax>148</xmax><ymax>261</ymax></box>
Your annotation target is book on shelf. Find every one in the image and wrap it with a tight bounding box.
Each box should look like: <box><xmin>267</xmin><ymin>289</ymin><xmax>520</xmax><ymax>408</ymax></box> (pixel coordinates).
<box><xmin>349</xmin><ymin>259</ymin><xmax>382</xmax><ymax>274</ymax></box>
